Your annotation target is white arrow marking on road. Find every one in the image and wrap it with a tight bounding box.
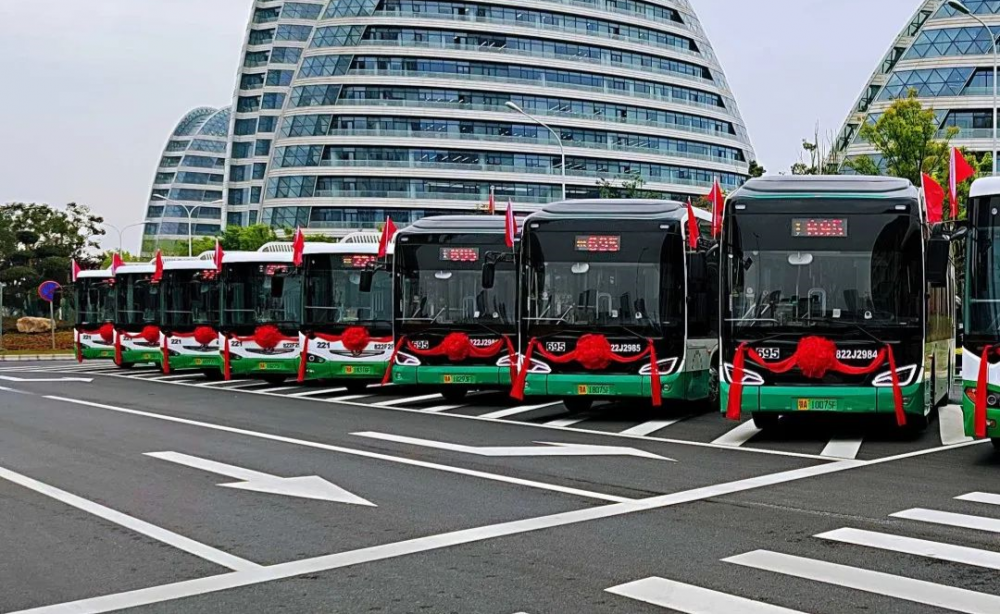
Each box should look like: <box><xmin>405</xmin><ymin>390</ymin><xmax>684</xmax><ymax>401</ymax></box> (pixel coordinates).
<box><xmin>353</xmin><ymin>432</ymin><xmax>674</xmax><ymax>461</ymax></box>
<box><xmin>144</xmin><ymin>451</ymin><xmax>375</xmax><ymax>506</ymax></box>
<box><xmin>0</xmin><ymin>375</ymin><xmax>93</xmax><ymax>383</ymax></box>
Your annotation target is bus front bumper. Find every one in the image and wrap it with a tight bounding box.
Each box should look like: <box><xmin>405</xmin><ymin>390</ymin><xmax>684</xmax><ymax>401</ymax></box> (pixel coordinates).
<box><xmin>118</xmin><ymin>348</ymin><xmax>163</xmax><ymax>366</ymax></box>
<box><xmin>961</xmin><ymin>382</ymin><xmax>1000</xmax><ymax>439</ymax></box>
<box><xmin>393</xmin><ymin>365</ymin><xmax>513</xmax><ymax>387</ymax></box>
<box><xmin>79</xmin><ymin>345</ymin><xmax>115</xmax><ymax>360</ymax></box>
<box><xmin>228</xmin><ymin>357</ymin><xmax>300</xmax><ymax>377</ymax></box>
<box><xmin>169</xmin><ymin>354</ymin><xmax>223</xmax><ymax>372</ymax></box>
<box><xmin>720</xmin><ymin>381</ymin><xmax>926</xmax><ymax>415</ymax></box>
<box><xmin>522</xmin><ymin>372</ymin><xmax>698</xmax><ymax>400</ymax></box>
<box><xmin>303</xmin><ymin>360</ymin><xmax>387</xmax><ymax>382</ymax></box>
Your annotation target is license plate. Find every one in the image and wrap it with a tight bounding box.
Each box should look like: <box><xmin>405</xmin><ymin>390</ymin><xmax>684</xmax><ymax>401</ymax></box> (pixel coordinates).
<box><xmin>798</xmin><ymin>399</ymin><xmax>838</xmax><ymax>411</ymax></box>
<box><xmin>444</xmin><ymin>374</ymin><xmax>475</xmax><ymax>384</ymax></box>
<box><xmin>345</xmin><ymin>365</ymin><xmax>373</xmax><ymax>375</ymax></box>
<box><xmin>258</xmin><ymin>362</ymin><xmax>268</xmax><ymax>370</ymax></box>
<box><xmin>578</xmin><ymin>384</ymin><xmax>612</xmax><ymax>395</ymax></box>
<box><xmin>142</xmin><ymin>354</ymin><xmax>153</xmax><ymax>360</ymax></box>
<box><xmin>195</xmin><ymin>359</ymin><xmax>203</xmax><ymax>366</ymax></box>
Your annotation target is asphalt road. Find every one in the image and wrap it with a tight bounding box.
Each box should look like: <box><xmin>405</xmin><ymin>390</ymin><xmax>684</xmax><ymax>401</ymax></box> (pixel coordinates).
<box><xmin>0</xmin><ymin>360</ymin><xmax>997</xmax><ymax>613</ymax></box>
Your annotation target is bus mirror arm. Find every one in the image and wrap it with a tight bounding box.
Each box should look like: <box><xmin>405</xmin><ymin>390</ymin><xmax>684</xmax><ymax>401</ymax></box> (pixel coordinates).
<box><xmin>482</xmin><ymin>252</ymin><xmax>514</xmax><ymax>290</ymax></box>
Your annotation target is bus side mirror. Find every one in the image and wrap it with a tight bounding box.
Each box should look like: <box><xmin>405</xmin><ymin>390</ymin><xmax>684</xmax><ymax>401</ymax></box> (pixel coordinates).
<box><xmin>482</xmin><ymin>263</ymin><xmax>496</xmax><ymax>290</ymax></box>
<box><xmin>926</xmin><ymin>238</ymin><xmax>949</xmax><ymax>287</ymax></box>
<box><xmin>359</xmin><ymin>271</ymin><xmax>374</xmax><ymax>293</ymax></box>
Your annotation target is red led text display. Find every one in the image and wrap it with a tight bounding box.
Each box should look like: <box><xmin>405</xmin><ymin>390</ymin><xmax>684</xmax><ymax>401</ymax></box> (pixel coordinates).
<box><xmin>791</xmin><ymin>219</ymin><xmax>848</xmax><ymax>238</ymax></box>
<box><xmin>342</xmin><ymin>254</ymin><xmax>377</xmax><ymax>269</ymax></box>
<box><xmin>439</xmin><ymin>247</ymin><xmax>480</xmax><ymax>262</ymax></box>
<box><xmin>575</xmin><ymin>235</ymin><xmax>621</xmax><ymax>253</ymax></box>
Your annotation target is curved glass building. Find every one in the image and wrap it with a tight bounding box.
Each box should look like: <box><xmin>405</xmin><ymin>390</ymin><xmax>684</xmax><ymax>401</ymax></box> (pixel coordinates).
<box><xmin>832</xmin><ymin>0</ymin><xmax>999</xmax><ymax>168</ymax></box>
<box><xmin>143</xmin><ymin>106</ymin><xmax>231</xmax><ymax>253</ymax></box>
<box><xmin>226</xmin><ymin>0</ymin><xmax>755</xmax><ymax>233</ymax></box>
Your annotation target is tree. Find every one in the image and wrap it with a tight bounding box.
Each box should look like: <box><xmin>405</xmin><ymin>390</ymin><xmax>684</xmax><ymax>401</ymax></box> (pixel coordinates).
<box><xmin>791</xmin><ymin>125</ymin><xmax>838</xmax><ymax>176</ymax></box>
<box><xmin>843</xmin><ymin>90</ymin><xmax>956</xmax><ymax>185</ymax></box>
<box><xmin>597</xmin><ymin>172</ymin><xmax>658</xmax><ymax>199</ymax></box>
<box><xmin>99</xmin><ymin>250</ymin><xmax>146</xmax><ymax>268</ymax></box>
<box><xmin>747</xmin><ymin>160</ymin><xmax>766</xmax><ymax>178</ymax></box>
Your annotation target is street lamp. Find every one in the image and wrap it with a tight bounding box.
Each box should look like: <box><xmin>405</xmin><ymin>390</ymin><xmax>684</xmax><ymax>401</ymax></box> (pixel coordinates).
<box><xmin>505</xmin><ymin>101</ymin><xmax>567</xmax><ymax>200</ymax></box>
<box><xmin>102</xmin><ymin>221</ymin><xmax>151</xmax><ymax>253</ymax></box>
<box><xmin>152</xmin><ymin>195</ymin><xmax>224</xmax><ymax>257</ymax></box>
<box><xmin>948</xmin><ymin>0</ymin><xmax>998</xmax><ymax>174</ymax></box>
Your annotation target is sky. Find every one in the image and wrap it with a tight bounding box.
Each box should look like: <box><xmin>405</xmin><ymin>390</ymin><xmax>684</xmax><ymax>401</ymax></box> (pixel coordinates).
<box><xmin>0</xmin><ymin>0</ymin><xmax>921</xmax><ymax>252</ymax></box>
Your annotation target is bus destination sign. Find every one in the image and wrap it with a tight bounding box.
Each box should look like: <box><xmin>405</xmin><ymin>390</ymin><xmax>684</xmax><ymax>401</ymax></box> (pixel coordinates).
<box><xmin>575</xmin><ymin>235</ymin><xmax>621</xmax><ymax>252</ymax></box>
<box><xmin>791</xmin><ymin>218</ymin><xmax>847</xmax><ymax>238</ymax></box>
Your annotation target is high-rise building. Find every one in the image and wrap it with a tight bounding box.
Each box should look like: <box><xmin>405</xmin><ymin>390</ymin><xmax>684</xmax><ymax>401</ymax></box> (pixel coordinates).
<box><xmin>831</xmin><ymin>0</ymin><xmax>999</xmax><ymax>169</ymax></box>
<box><xmin>227</xmin><ymin>0</ymin><xmax>755</xmax><ymax>234</ymax></box>
<box><xmin>142</xmin><ymin>107</ymin><xmax>231</xmax><ymax>253</ymax></box>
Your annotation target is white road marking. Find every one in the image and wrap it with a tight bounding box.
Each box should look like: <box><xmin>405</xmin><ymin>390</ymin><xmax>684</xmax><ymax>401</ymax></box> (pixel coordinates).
<box><xmin>420</xmin><ymin>405</ymin><xmax>464</xmax><ymax>413</ymax></box>
<box><xmin>891</xmin><ymin>508</ymin><xmax>1000</xmax><ymax>533</ymax></box>
<box><xmin>711</xmin><ymin>421</ymin><xmax>761</xmax><ymax>447</ymax></box>
<box><xmin>146</xmin><ymin>451</ymin><xmax>374</xmax><ymax>506</ymax></box>
<box><xmin>45</xmin><ymin>396</ymin><xmax>633</xmax><ymax>503</ymax></box>
<box><xmin>0</xmin><ymin>463</ymin><xmax>259</xmax><ymax>572</ymax></box>
<box><xmin>619</xmin><ymin>420</ymin><xmax>681</xmax><ymax>437</ymax></box>
<box><xmin>940</xmin><ymin>405</ymin><xmax>973</xmax><ymax>446</ymax></box>
<box><xmin>255</xmin><ymin>386</ymin><xmax>300</xmax><ymax>394</ymax></box>
<box><xmin>195</xmin><ymin>379</ymin><xmax>254</xmax><ymax>387</ymax></box>
<box><xmin>328</xmin><ymin>393</ymin><xmax>371</xmax><ymax>402</ymax></box>
<box><xmin>354</xmin><ymin>432</ymin><xmax>673</xmax><ymax>460</ymax></box>
<box><xmin>373</xmin><ymin>393</ymin><xmax>443</xmax><ymax>407</ymax></box>
<box><xmin>148</xmin><ymin>374</ymin><xmax>200</xmax><ymax>381</ymax></box>
<box><xmin>0</xmin><ymin>376</ymin><xmax>93</xmax><ymax>383</ymax></box>
<box><xmin>820</xmin><ymin>438</ymin><xmax>864</xmax><ymax>459</ymax></box>
<box><xmin>957</xmin><ymin>492</ymin><xmax>1000</xmax><ymax>506</ymax></box>
<box><xmin>606</xmin><ymin>577</ymin><xmax>806</xmax><ymax>613</ymax></box>
<box><xmin>725</xmin><ymin>549</ymin><xmax>1000</xmax><ymax>614</ymax></box>
<box><xmin>199</xmin><ymin>380</ymin><xmax>264</xmax><ymax>390</ymax></box>
<box><xmin>478</xmin><ymin>403</ymin><xmax>561</xmax><ymax>419</ymax></box>
<box><xmin>15</xmin><ymin>459</ymin><xmax>866</xmax><ymax>614</ymax></box>
<box><xmin>817</xmin><ymin>527</ymin><xmax>1000</xmax><ymax>571</ymax></box>
<box><xmin>545</xmin><ymin>417</ymin><xmax>585</xmax><ymax>427</ymax></box>
<box><xmin>0</xmin><ymin>385</ymin><xmax>32</xmax><ymax>394</ymax></box>
<box><xmin>287</xmin><ymin>387</ymin><xmax>346</xmax><ymax>398</ymax></box>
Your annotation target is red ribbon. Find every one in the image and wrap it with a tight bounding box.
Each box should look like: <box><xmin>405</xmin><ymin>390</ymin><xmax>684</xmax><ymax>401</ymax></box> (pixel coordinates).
<box><xmin>975</xmin><ymin>345</ymin><xmax>996</xmax><ymax>439</ymax></box>
<box><xmin>223</xmin><ymin>336</ymin><xmax>232</xmax><ymax>381</ymax></box>
<box><xmin>381</xmin><ymin>336</ymin><xmax>407</xmax><ymax>385</ymax></box>
<box><xmin>76</xmin><ymin>336</ymin><xmax>83</xmax><ymax>363</ymax></box>
<box><xmin>726</xmin><ymin>337</ymin><xmax>906</xmax><ymax>427</ymax></box>
<box><xmin>161</xmin><ymin>336</ymin><xmax>171</xmax><ymax>374</ymax></box>
<box><xmin>114</xmin><ymin>331</ymin><xmax>122</xmax><ymax>366</ymax></box>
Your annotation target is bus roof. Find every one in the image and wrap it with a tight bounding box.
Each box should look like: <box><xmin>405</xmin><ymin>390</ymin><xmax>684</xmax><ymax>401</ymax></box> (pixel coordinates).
<box><xmin>77</xmin><ymin>269</ymin><xmax>112</xmax><ymax>280</ymax></box>
<box><xmin>302</xmin><ymin>242</ymin><xmax>387</xmax><ymax>256</ymax></box>
<box><xmin>732</xmin><ymin>176</ymin><xmax>917</xmax><ymax>199</ymax></box>
<box><xmin>163</xmin><ymin>259</ymin><xmax>217</xmax><ymax>271</ymax></box>
<box><xmin>399</xmin><ymin>215</ymin><xmax>521</xmax><ymax>235</ymax></box>
<box><xmin>970</xmin><ymin>177</ymin><xmax>1000</xmax><ymax>198</ymax></box>
<box><xmin>221</xmin><ymin>251</ymin><xmax>295</xmax><ymax>264</ymax></box>
<box><xmin>528</xmin><ymin>199</ymin><xmax>701</xmax><ymax>222</ymax></box>
<box><xmin>116</xmin><ymin>264</ymin><xmax>155</xmax><ymax>275</ymax></box>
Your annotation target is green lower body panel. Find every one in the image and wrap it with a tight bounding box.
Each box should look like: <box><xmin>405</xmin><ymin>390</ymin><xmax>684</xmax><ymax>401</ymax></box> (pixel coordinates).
<box><xmin>303</xmin><ymin>360</ymin><xmax>387</xmax><ymax>382</ymax></box>
<box><xmin>961</xmin><ymin>379</ymin><xmax>1000</xmax><ymax>439</ymax></box>
<box><xmin>393</xmin><ymin>364</ymin><xmax>513</xmax><ymax>387</ymax></box>
<box><xmin>720</xmin><ymin>381</ymin><xmax>927</xmax><ymax>416</ymax></box>
<box><xmin>228</xmin><ymin>357</ymin><xmax>300</xmax><ymax>377</ymax></box>
<box><xmin>521</xmin><ymin>371</ymin><xmax>705</xmax><ymax>400</ymax></box>
<box><xmin>119</xmin><ymin>348</ymin><xmax>163</xmax><ymax>366</ymax></box>
<box><xmin>169</xmin><ymin>354</ymin><xmax>223</xmax><ymax>372</ymax></box>
<box><xmin>80</xmin><ymin>345</ymin><xmax>115</xmax><ymax>361</ymax></box>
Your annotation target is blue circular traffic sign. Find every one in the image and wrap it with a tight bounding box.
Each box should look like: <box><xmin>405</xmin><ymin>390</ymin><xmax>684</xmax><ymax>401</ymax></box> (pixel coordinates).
<box><xmin>38</xmin><ymin>281</ymin><xmax>61</xmax><ymax>303</ymax></box>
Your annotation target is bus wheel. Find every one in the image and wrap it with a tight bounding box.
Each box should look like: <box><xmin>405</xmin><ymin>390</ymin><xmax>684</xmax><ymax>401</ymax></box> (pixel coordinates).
<box><xmin>563</xmin><ymin>397</ymin><xmax>593</xmax><ymax>413</ymax></box>
<box><xmin>116</xmin><ymin>362</ymin><xmax>134</xmax><ymax>370</ymax></box>
<box><xmin>262</xmin><ymin>375</ymin><xmax>287</xmax><ymax>385</ymax></box>
<box><xmin>751</xmin><ymin>412</ymin><xmax>780</xmax><ymax>429</ymax></box>
<box><xmin>201</xmin><ymin>369</ymin><xmax>224</xmax><ymax>381</ymax></box>
<box><xmin>992</xmin><ymin>439</ymin><xmax>1000</xmax><ymax>452</ymax></box>
<box><xmin>905</xmin><ymin>412</ymin><xmax>930</xmax><ymax>433</ymax></box>
<box><xmin>441</xmin><ymin>387</ymin><xmax>468</xmax><ymax>403</ymax></box>
<box><xmin>707</xmin><ymin>364</ymin><xmax>720</xmax><ymax>408</ymax></box>
<box><xmin>345</xmin><ymin>381</ymin><xmax>368</xmax><ymax>394</ymax></box>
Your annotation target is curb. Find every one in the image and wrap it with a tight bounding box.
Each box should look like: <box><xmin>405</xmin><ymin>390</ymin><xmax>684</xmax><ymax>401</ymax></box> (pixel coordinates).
<box><xmin>0</xmin><ymin>354</ymin><xmax>76</xmax><ymax>362</ymax></box>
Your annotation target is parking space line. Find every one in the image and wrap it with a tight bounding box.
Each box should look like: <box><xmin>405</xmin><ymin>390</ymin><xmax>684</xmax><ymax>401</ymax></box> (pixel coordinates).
<box><xmin>330</xmin><ymin>394</ymin><xmax>374</xmax><ymax>402</ymax></box>
<box><xmin>939</xmin><ymin>405</ymin><xmax>973</xmax><ymax>446</ymax></box>
<box><xmin>725</xmin><ymin>549</ymin><xmax>1000</xmax><ymax>613</ymax></box>
<box><xmin>545</xmin><ymin>417</ymin><xmax>585</xmax><ymax>427</ymax></box>
<box><xmin>149</xmin><ymin>374</ymin><xmax>200</xmax><ymax>382</ymax></box>
<box><xmin>0</xmin><ymin>464</ymin><xmax>260</xmax><ymax>573</ymax></box>
<box><xmin>44</xmin><ymin>396</ymin><xmax>633</xmax><ymax>503</ymax></box>
<box><xmin>606</xmin><ymin>577</ymin><xmax>806</xmax><ymax>613</ymax></box>
<box><xmin>820</xmin><ymin>438</ymin><xmax>864</xmax><ymax>459</ymax></box>
<box><xmin>711</xmin><ymin>422</ymin><xmax>761</xmax><ymax>447</ymax></box>
<box><xmin>420</xmin><ymin>405</ymin><xmax>464</xmax><ymax>413</ymax></box>
<box><xmin>200</xmin><ymin>380</ymin><xmax>264</xmax><ymax>390</ymax></box>
<box><xmin>288</xmin><ymin>387</ymin><xmax>346</xmax><ymax>398</ymax></box>
<box><xmin>373</xmin><ymin>394</ymin><xmax>442</xmax><ymax>407</ymax></box>
<box><xmin>817</xmin><ymin>527</ymin><xmax>1000</xmax><ymax>571</ymax></box>
<box><xmin>891</xmin><ymin>508</ymin><xmax>1000</xmax><ymax>533</ymax></box>
<box><xmin>619</xmin><ymin>420</ymin><xmax>681</xmax><ymax>437</ymax></box>
<box><xmin>255</xmin><ymin>386</ymin><xmax>301</xmax><ymax>394</ymax></box>
<box><xmin>956</xmin><ymin>492</ymin><xmax>1000</xmax><ymax>506</ymax></box>
<box><xmin>479</xmin><ymin>403</ymin><xmax>561</xmax><ymax>419</ymax></box>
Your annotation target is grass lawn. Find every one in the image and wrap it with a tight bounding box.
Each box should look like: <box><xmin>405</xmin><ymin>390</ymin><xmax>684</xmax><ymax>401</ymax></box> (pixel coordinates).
<box><xmin>0</xmin><ymin>331</ymin><xmax>75</xmax><ymax>354</ymax></box>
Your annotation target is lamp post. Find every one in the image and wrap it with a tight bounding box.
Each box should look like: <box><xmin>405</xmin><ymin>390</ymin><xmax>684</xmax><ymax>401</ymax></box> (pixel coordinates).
<box><xmin>152</xmin><ymin>195</ymin><xmax>224</xmax><ymax>257</ymax></box>
<box><xmin>948</xmin><ymin>0</ymin><xmax>999</xmax><ymax>174</ymax></box>
<box><xmin>505</xmin><ymin>101</ymin><xmax>567</xmax><ymax>200</ymax></box>
<box><xmin>0</xmin><ymin>282</ymin><xmax>5</xmax><ymax>351</ymax></box>
<box><xmin>102</xmin><ymin>221</ymin><xmax>151</xmax><ymax>254</ymax></box>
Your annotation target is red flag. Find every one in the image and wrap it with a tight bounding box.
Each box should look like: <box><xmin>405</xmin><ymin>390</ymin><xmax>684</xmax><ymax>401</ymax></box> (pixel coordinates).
<box><xmin>214</xmin><ymin>240</ymin><xmax>224</xmax><ymax>271</ymax></box>
<box><xmin>708</xmin><ymin>179</ymin><xmax>725</xmax><ymax>238</ymax></box>
<box><xmin>111</xmin><ymin>253</ymin><xmax>124</xmax><ymax>276</ymax></box>
<box><xmin>71</xmin><ymin>259</ymin><xmax>82</xmax><ymax>283</ymax></box>
<box><xmin>153</xmin><ymin>250</ymin><xmax>164</xmax><ymax>282</ymax></box>
<box><xmin>685</xmin><ymin>199</ymin><xmax>700</xmax><ymax>250</ymax></box>
<box><xmin>378</xmin><ymin>217</ymin><xmax>397</xmax><ymax>258</ymax></box>
<box><xmin>292</xmin><ymin>227</ymin><xmax>305</xmax><ymax>267</ymax></box>
<box><xmin>950</xmin><ymin>148</ymin><xmax>976</xmax><ymax>219</ymax></box>
<box><xmin>487</xmin><ymin>187</ymin><xmax>496</xmax><ymax>215</ymax></box>
<box><xmin>505</xmin><ymin>199</ymin><xmax>517</xmax><ymax>248</ymax></box>
<box><xmin>922</xmin><ymin>173</ymin><xmax>945</xmax><ymax>225</ymax></box>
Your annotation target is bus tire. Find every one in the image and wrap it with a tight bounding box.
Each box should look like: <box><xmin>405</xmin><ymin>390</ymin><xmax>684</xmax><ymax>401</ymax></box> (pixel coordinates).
<box><xmin>992</xmin><ymin>438</ymin><xmax>1000</xmax><ymax>452</ymax></box>
<box><xmin>345</xmin><ymin>381</ymin><xmax>368</xmax><ymax>394</ymax></box>
<box><xmin>707</xmin><ymin>363</ymin><xmax>720</xmax><ymax>408</ymax></box>
<box><xmin>905</xmin><ymin>412</ymin><xmax>930</xmax><ymax>432</ymax></box>
<box><xmin>441</xmin><ymin>387</ymin><xmax>468</xmax><ymax>403</ymax></box>
<box><xmin>201</xmin><ymin>369</ymin><xmax>224</xmax><ymax>381</ymax></box>
<box><xmin>563</xmin><ymin>397</ymin><xmax>593</xmax><ymax>413</ymax></box>
<box><xmin>262</xmin><ymin>375</ymin><xmax>287</xmax><ymax>385</ymax></box>
<box><xmin>751</xmin><ymin>412</ymin><xmax>780</xmax><ymax>429</ymax></box>
<box><xmin>116</xmin><ymin>362</ymin><xmax>134</xmax><ymax>370</ymax></box>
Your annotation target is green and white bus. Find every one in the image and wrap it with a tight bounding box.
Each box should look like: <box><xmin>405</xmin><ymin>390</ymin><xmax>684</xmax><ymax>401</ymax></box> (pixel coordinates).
<box><xmin>160</xmin><ymin>258</ymin><xmax>223</xmax><ymax>375</ymax></box>
<box><xmin>298</xmin><ymin>236</ymin><xmax>393</xmax><ymax>391</ymax></box>
<box><xmin>721</xmin><ymin>176</ymin><xmax>955</xmax><ymax>429</ymax></box>
<box><xmin>515</xmin><ymin>200</ymin><xmax>716</xmax><ymax>411</ymax></box>
<box><xmin>74</xmin><ymin>269</ymin><xmax>116</xmax><ymax>362</ymax></box>
<box><xmin>113</xmin><ymin>263</ymin><xmax>164</xmax><ymax>368</ymax></box>
<box><xmin>390</xmin><ymin>216</ymin><xmax>518</xmax><ymax>401</ymax></box>
<box><xmin>961</xmin><ymin>177</ymin><xmax>1000</xmax><ymax>448</ymax></box>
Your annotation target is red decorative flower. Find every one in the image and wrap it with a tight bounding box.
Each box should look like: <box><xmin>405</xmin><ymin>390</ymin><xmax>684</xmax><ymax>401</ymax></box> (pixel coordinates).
<box><xmin>194</xmin><ymin>326</ymin><xmax>217</xmax><ymax>347</ymax></box>
<box><xmin>341</xmin><ymin>326</ymin><xmax>371</xmax><ymax>356</ymax></box>
<box><xmin>795</xmin><ymin>336</ymin><xmax>837</xmax><ymax>379</ymax></box>
<box><xmin>576</xmin><ymin>334</ymin><xmax>613</xmax><ymax>371</ymax></box>
<box><xmin>441</xmin><ymin>332</ymin><xmax>473</xmax><ymax>362</ymax></box>
<box><xmin>254</xmin><ymin>325</ymin><xmax>283</xmax><ymax>350</ymax></box>
<box><xmin>99</xmin><ymin>323</ymin><xmax>115</xmax><ymax>343</ymax></box>
<box><xmin>141</xmin><ymin>326</ymin><xmax>161</xmax><ymax>344</ymax></box>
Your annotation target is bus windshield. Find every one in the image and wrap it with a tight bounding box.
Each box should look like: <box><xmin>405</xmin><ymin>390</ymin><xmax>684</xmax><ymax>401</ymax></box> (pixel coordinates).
<box><xmin>116</xmin><ymin>274</ymin><xmax>160</xmax><ymax>327</ymax></box>
<box><xmin>305</xmin><ymin>254</ymin><xmax>391</xmax><ymax>328</ymax></box>
<box><xmin>76</xmin><ymin>278</ymin><xmax>115</xmax><ymax>326</ymax></box>
<box><xmin>398</xmin><ymin>243</ymin><xmax>515</xmax><ymax>327</ymax></box>
<box><xmin>966</xmin><ymin>196</ymin><xmax>1000</xmax><ymax>337</ymax></box>
<box><xmin>725</xmin><ymin>210</ymin><xmax>922</xmax><ymax>330</ymax></box>
<box><xmin>162</xmin><ymin>269</ymin><xmax>220</xmax><ymax>329</ymax></box>
<box><xmin>223</xmin><ymin>263</ymin><xmax>302</xmax><ymax>328</ymax></box>
<box><xmin>525</xmin><ymin>229</ymin><xmax>680</xmax><ymax>333</ymax></box>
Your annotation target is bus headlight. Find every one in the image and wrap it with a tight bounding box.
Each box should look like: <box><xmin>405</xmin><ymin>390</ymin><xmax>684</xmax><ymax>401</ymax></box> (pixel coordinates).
<box><xmin>639</xmin><ymin>358</ymin><xmax>679</xmax><ymax>376</ymax></box>
<box><xmin>872</xmin><ymin>365</ymin><xmax>919</xmax><ymax>387</ymax></box>
<box><xmin>395</xmin><ymin>351</ymin><xmax>420</xmax><ymax>367</ymax></box>
<box><xmin>723</xmin><ymin>363</ymin><xmax>765</xmax><ymax>386</ymax></box>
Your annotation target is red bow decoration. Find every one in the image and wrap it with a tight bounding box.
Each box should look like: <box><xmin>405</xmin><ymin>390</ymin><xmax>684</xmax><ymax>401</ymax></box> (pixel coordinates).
<box><xmin>253</xmin><ymin>325</ymin><xmax>284</xmax><ymax>351</ymax></box>
<box><xmin>510</xmin><ymin>334</ymin><xmax>662</xmax><ymax>406</ymax></box>
<box><xmin>726</xmin><ymin>336</ymin><xmax>905</xmax><ymax>427</ymax></box>
<box><xmin>297</xmin><ymin>327</ymin><xmax>394</xmax><ymax>382</ymax></box>
<box><xmin>194</xmin><ymin>326</ymin><xmax>218</xmax><ymax>347</ymax></box>
<box><xmin>380</xmin><ymin>334</ymin><xmax>517</xmax><ymax>386</ymax></box>
<box><xmin>974</xmin><ymin>345</ymin><xmax>999</xmax><ymax>439</ymax></box>
<box><xmin>141</xmin><ymin>326</ymin><xmax>161</xmax><ymax>345</ymax></box>
<box><xmin>99</xmin><ymin>323</ymin><xmax>115</xmax><ymax>343</ymax></box>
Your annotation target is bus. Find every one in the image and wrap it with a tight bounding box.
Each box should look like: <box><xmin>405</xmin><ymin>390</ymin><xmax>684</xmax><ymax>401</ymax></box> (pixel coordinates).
<box><xmin>114</xmin><ymin>262</ymin><xmax>164</xmax><ymax>369</ymax></box>
<box><xmin>160</xmin><ymin>258</ymin><xmax>223</xmax><ymax>376</ymax></box>
<box><xmin>218</xmin><ymin>244</ymin><xmax>301</xmax><ymax>382</ymax></box>
<box><xmin>961</xmin><ymin>177</ymin><xmax>1000</xmax><ymax>448</ymax></box>
<box><xmin>720</xmin><ymin>176</ymin><xmax>955</xmax><ymax>430</ymax></box>
<box><xmin>74</xmin><ymin>269</ymin><xmax>116</xmax><ymax>362</ymax></box>
<box><xmin>298</xmin><ymin>236</ymin><xmax>393</xmax><ymax>392</ymax></box>
<box><xmin>513</xmin><ymin>200</ymin><xmax>716</xmax><ymax>411</ymax></box>
<box><xmin>389</xmin><ymin>216</ymin><xmax>518</xmax><ymax>401</ymax></box>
